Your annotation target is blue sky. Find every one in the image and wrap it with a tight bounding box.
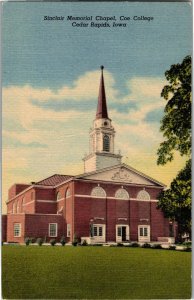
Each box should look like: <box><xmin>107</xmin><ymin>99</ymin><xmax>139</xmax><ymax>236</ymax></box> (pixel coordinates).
<box><xmin>2</xmin><ymin>2</ymin><xmax>192</xmax><ymax>212</ymax></box>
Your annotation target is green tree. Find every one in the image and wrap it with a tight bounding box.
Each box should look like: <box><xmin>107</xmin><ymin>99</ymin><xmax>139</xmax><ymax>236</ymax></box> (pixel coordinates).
<box><xmin>157</xmin><ymin>55</ymin><xmax>191</xmax><ymax>239</ymax></box>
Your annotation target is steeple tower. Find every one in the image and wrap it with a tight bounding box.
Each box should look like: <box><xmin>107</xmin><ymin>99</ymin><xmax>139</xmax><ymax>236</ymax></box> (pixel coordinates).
<box><xmin>83</xmin><ymin>66</ymin><xmax>122</xmax><ymax>173</ymax></box>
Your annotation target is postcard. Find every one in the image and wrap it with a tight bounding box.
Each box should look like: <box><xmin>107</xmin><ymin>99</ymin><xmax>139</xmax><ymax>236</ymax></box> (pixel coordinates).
<box><xmin>1</xmin><ymin>1</ymin><xmax>192</xmax><ymax>299</ymax></box>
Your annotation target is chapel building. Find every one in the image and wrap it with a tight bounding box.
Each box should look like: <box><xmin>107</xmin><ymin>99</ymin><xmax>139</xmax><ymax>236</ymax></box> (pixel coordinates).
<box><xmin>2</xmin><ymin>66</ymin><xmax>176</xmax><ymax>244</ymax></box>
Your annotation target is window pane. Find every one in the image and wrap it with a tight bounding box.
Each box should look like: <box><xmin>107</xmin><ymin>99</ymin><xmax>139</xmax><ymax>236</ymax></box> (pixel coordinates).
<box><xmin>117</xmin><ymin>227</ymin><xmax>122</xmax><ymax>236</ymax></box>
<box><xmin>99</xmin><ymin>227</ymin><xmax>103</xmax><ymax>236</ymax></box>
<box><xmin>94</xmin><ymin>226</ymin><xmax>98</xmax><ymax>236</ymax></box>
<box><xmin>49</xmin><ymin>224</ymin><xmax>57</xmax><ymax>237</ymax></box>
<box><xmin>67</xmin><ymin>224</ymin><xmax>71</xmax><ymax>237</ymax></box>
<box><xmin>144</xmin><ymin>228</ymin><xmax>148</xmax><ymax>236</ymax></box>
<box><xmin>140</xmin><ymin>227</ymin><xmax>143</xmax><ymax>236</ymax></box>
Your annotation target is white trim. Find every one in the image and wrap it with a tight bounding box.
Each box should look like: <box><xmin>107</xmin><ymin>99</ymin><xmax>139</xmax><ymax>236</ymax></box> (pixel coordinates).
<box><xmin>36</xmin><ymin>200</ymin><xmax>56</xmax><ymax>203</ymax></box>
<box><xmin>23</xmin><ymin>200</ymin><xmax>35</xmax><ymax>206</ymax></box>
<box><xmin>74</xmin><ymin>178</ymin><xmax>163</xmax><ymax>189</ymax></box>
<box><xmin>49</xmin><ymin>223</ymin><xmax>58</xmax><ymax>237</ymax></box>
<box><xmin>138</xmin><ymin>225</ymin><xmax>150</xmax><ymax>242</ymax></box>
<box><xmin>74</xmin><ymin>194</ymin><xmax>158</xmax><ymax>202</ymax></box>
<box><xmin>57</xmin><ymin>198</ymin><xmax>65</xmax><ymax>202</ymax></box>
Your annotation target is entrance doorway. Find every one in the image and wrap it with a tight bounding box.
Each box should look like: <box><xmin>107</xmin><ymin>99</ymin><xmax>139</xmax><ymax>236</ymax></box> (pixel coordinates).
<box><xmin>116</xmin><ymin>225</ymin><xmax>129</xmax><ymax>242</ymax></box>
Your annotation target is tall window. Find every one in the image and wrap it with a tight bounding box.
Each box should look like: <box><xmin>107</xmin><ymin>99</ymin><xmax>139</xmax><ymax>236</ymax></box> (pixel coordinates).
<box><xmin>57</xmin><ymin>192</ymin><xmax>62</xmax><ymax>201</ymax></box>
<box><xmin>16</xmin><ymin>201</ymin><xmax>20</xmax><ymax>213</ymax></box>
<box><xmin>14</xmin><ymin>223</ymin><xmax>21</xmax><ymax>237</ymax></box>
<box><xmin>103</xmin><ymin>135</ymin><xmax>110</xmax><ymax>152</ymax></box>
<box><xmin>67</xmin><ymin>224</ymin><xmax>71</xmax><ymax>237</ymax></box>
<box><xmin>66</xmin><ymin>188</ymin><xmax>71</xmax><ymax>198</ymax></box>
<box><xmin>49</xmin><ymin>223</ymin><xmax>57</xmax><ymax>237</ymax></box>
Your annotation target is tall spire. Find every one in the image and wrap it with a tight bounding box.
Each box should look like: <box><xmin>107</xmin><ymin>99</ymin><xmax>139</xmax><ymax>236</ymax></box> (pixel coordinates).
<box><xmin>96</xmin><ymin>66</ymin><xmax>108</xmax><ymax>119</ymax></box>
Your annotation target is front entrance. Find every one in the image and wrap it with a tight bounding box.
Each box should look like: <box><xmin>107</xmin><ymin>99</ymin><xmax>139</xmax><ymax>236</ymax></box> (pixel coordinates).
<box><xmin>116</xmin><ymin>225</ymin><xmax>129</xmax><ymax>242</ymax></box>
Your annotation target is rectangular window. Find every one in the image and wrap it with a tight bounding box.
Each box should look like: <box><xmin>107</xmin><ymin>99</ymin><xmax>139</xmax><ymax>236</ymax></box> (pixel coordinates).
<box><xmin>144</xmin><ymin>227</ymin><xmax>148</xmax><ymax>236</ymax></box>
<box><xmin>99</xmin><ymin>226</ymin><xmax>103</xmax><ymax>237</ymax></box>
<box><xmin>139</xmin><ymin>226</ymin><xmax>149</xmax><ymax>237</ymax></box>
<box><xmin>14</xmin><ymin>223</ymin><xmax>21</xmax><ymax>237</ymax></box>
<box><xmin>67</xmin><ymin>224</ymin><xmax>71</xmax><ymax>237</ymax></box>
<box><xmin>93</xmin><ymin>225</ymin><xmax>103</xmax><ymax>237</ymax></box>
<box><xmin>93</xmin><ymin>226</ymin><xmax>98</xmax><ymax>236</ymax></box>
<box><xmin>117</xmin><ymin>227</ymin><xmax>122</xmax><ymax>237</ymax></box>
<box><xmin>140</xmin><ymin>227</ymin><xmax>144</xmax><ymax>236</ymax></box>
<box><xmin>49</xmin><ymin>223</ymin><xmax>57</xmax><ymax>237</ymax></box>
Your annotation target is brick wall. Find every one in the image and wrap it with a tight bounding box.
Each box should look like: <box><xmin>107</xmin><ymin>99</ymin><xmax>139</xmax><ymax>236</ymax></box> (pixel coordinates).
<box><xmin>2</xmin><ymin>215</ymin><xmax>7</xmax><ymax>242</ymax></box>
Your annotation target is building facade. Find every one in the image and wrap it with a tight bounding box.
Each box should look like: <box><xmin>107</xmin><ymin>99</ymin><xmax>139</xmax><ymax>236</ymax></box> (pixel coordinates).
<box><xmin>2</xmin><ymin>66</ymin><xmax>176</xmax><ymax>244</ymax></box>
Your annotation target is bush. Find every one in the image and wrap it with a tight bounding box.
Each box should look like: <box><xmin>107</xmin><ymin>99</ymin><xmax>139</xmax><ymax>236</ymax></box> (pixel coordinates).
<box><xmin>30</xmin><ymin>237</ymin><xmax>36</xmax><ymax>244</ymax></box>
<box><xmin>50</xmin><ymin>239</ymin><xmax>56</xmax><ymax>246</ymax></box>
<box><xmin>25</xmin><ymin>237</ymin><xmax>31</xmax><ymax>246</ymax></box>
<box><xmin>72</xmin><ymin>234</ymin><xmax>79</xmax><ymax>246</ymax></box>
<box><xmin>117</xmin><ymin>243</ymin><xmax>124</xmax><ymax>247</ymax></box>
<box><xmin>184</xmin><ymin>247</ymin><xmax>192</xmax><ymax>252</ymax></box>
<box><xmin>152</xmin><ymin>244</ymin><xmax>162</xmax><ymax>249</ymax></box>
<box><xmin>36</xmin><ymin>238</ymin><xmax>43</xmax><ymax>246</ymax></box>
<box><xmin>130</xmin><ymin>242</ymin><xmax>139</xmax><ymax>247</ymax></box>
<box><xmin>168</xmin><ymin>245</ymin><xmax>176</xmax><ymax>250</ymax></box>
<box><xmin>60</xmin><ymin>236</ymin><xmax>66</xmax><ymax>246</ymax></box>
<box><xmin>82</xmin><ymin>240</ymin><xmax>88</xmax><ymax>246</ymax></box>
<box><xmin>142</xmin><ymin>243</ymin><xmax>151</xmax><ymax>248</ymax></box>
<box><xmin>2</xmin><ymin>241</ymin><xmax>4</xmax><ymax>246</ymax></box>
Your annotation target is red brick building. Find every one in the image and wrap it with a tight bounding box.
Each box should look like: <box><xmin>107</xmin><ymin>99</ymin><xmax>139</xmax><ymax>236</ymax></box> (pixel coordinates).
<box><xmin>3</xmin><ymin>67</ymin><xmax>175</xmax><ymax>244</ymax></box>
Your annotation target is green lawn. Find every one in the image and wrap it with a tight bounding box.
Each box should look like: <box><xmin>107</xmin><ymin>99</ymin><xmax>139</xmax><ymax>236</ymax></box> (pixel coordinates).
<box><xmin>2</xmin><ymin>245</ymin><xmax>191</xmax><ymax>299</ymax></box>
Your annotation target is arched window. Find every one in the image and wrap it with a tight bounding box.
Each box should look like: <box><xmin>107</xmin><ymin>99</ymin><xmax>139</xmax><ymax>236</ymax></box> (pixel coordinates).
<box><xmin>13</xmin><ymin>202</ymin><xmax>17</xmax><ymax>214</ymax></box>
<box><xmin>21</xmin><ymin>197</ymin><xmax>25</xmax><ymax>213</ymax></box>
<box><xmin>115</xmin><ymin>188</ymin><xmax>129</xmax><ymax>200</ymax></box>
<box><xmin>16</xmin><ymin>201</ymin><xmax>20</xmax><ymax>213</ymax></box>
<box><xmin>65</xmin><ymin>188</ymin><xmax>71</xmax><ymax>198</ymax></box>
<box><xmin>57</xmin><ymin>192</ymin><xmax>62</xmax><ymax>201</ymax></box>
<box><xmin>137</xmin><ymin>190</ymin><xmax>150</xmax><ymax>201</ymax></box>
<box><xmin>103</xmin><ymin>135</ymin><xmax>110</xmax><ymax>152</ymax></box>
<box><xmin>91</xmin><ymin>186</ymin><xmax>106</xmax><ymax>198</ymax></box>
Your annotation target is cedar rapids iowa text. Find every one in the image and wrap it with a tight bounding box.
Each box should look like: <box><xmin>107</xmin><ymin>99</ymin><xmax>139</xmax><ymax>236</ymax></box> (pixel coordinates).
<box><xmin>43</xmin><ymin>15</ymin><xmax>154</xmax><ymax>27</ymax></box>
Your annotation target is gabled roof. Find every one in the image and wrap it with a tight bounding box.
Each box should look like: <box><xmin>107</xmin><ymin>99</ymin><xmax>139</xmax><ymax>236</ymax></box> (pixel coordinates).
<box><xmin>76</xmin><ymin>163</ymin><xmax>166</xmax><ymax>187</ymax></box>
<box><xmin>35</xmin><ymin>174</ymin><xmax>74</xmax><ymax>186</ymax></box>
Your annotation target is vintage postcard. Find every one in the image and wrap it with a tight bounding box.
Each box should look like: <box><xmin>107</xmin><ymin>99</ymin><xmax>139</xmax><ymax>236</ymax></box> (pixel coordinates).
<box><xmin>1</xmin><ymin>1</ymin><xmax>192</xmax><ymax>299</ymax></box>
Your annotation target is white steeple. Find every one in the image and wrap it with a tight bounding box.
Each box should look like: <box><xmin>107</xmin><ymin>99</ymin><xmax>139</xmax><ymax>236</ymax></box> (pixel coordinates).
<box><xmin>83</xmin><ymin>66</ymin><xmax>122</xmax><ymax>173</ymax></box>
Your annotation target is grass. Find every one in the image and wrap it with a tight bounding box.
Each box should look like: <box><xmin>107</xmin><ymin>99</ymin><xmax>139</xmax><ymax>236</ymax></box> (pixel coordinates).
<box><xmin>2</xmin><ymin>245</ymin><xmax>191</xmax><ymax>299</ymax></box>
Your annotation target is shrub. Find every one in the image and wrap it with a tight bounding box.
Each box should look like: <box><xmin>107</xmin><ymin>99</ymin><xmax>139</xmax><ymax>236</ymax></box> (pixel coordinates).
<box><xmin>25</xmin><ymin>237</ymin><xmax>31</xmax><ymax>246</ymax></box>
<box><xmin>168</xmin><ymin>245</ymin><xmax>176</xmax><ymax>250</ymax></box>
<box><xmin>60</xmin><ymin>236</ymin><xmax>66</xmax><ymax>246</ymax></box>
<box><xmin>36</xmin><ymin>238</ymin><xmax>43</xmax><ymax>246</ymax></box>
<box><xmin>184</xmin><ymin>247</ymin><xmax>192</xmax><ymax>252</ymax></box>
<box><xmin>82</xmin><ymin>240</ymin><xmax>88</xmax><ymax>246</ymax></box>
<box><xmin>131</xmin><ymin>242</ymin><xmax>139</xmax><ymax>247</ymax></box>
<box><xmin>50</xmin><ymin>239</ymin><xmax>56</xmax><ymax>246</ymax></box>
<box><xmin>72</xmin><ymin>234</ymin><xmax>79</xmax><ymax>246</ymax></box>
<box><xmin>117</xmin><ymin>243</ymin><xmax>124</xmax><ymax>247</ymax></box>
<box><xmin>142</xmin><ymin>243</ymin><xmax>151</xmax><ymax>248</ymax></box>
<box><xmin>30</xmin><ymin>237</ymin><xmax>36</xmax><ymax>244</ymax></box>
<box><xmin>152</xmin><ymin>244</ymin><xmax>162</xmax><ymax>249</ymax></box>
<box><xmin>2</xmin><ymin>241</ymin><xmax>4</xmax><ymax>246</ymax></box>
